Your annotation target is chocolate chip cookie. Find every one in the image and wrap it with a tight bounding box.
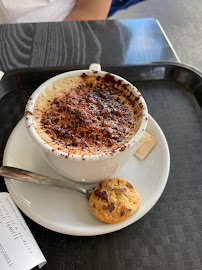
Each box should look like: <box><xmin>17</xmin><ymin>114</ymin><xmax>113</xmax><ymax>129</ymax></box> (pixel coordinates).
<box><xmin>89</xmin><ymin>178</ymin><xmax>141</xmax><ymax>223</ymax></box>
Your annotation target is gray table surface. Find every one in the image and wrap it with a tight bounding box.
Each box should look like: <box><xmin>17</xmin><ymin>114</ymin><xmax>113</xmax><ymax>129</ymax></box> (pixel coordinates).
<box><xmin>111</xmin><ymin>0</ymin><xmax>202</xmax><ymax>74</ymax></box>
<box><xmin>0</xmin><ymin>18</ymin><xmax>178</xmax><ymax>71</ymax></box>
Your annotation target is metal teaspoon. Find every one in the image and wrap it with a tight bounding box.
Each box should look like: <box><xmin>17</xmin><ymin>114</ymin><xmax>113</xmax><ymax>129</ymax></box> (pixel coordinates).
<box><xmin>0</xmin><ymin>166</ymin><xmax>94</xmax><ymax>200</ymax></box>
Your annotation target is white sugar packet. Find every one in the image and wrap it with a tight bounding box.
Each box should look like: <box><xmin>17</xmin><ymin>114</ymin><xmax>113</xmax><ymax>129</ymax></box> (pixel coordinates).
<box><xmin>0</xmin><ymin>192</ymin><xmax>46</xmax><ymax>270</ymax></box>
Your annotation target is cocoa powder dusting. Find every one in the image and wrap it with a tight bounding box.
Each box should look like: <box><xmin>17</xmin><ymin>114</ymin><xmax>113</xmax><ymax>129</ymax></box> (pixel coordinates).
<box><xmin>81</xmin><ymin>73</ymin><xmax>87</xmax><ymax>79</ymax></box>
<box><xmin>34</xmin><ymin>74</ymin><xmax>142</xmax><ymax>155</ymax></box>
<box><xmin>25</xmin><ymin>110</ymin><xmax>33</xmax><ymax>116</ymax></box>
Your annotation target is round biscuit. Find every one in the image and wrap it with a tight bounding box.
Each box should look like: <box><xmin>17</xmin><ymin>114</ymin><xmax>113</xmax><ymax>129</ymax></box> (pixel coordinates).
<box><xmin>89</xmin><ymin>178</ymin><xmax>141</xmax><ymax>223</ymax></box>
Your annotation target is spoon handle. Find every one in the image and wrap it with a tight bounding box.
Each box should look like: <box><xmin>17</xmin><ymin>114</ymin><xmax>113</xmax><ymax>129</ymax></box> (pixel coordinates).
<box><xmin>0</xmin><ymin>166</ymin><xmax>87</xmax><ymax>196</ymax></box>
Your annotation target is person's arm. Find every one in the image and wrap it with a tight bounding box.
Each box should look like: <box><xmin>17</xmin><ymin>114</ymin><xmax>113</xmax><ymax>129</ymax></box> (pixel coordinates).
<box><xmin>64</xmin><ymin>0</ymin><xmax>112</xmax><ymax>21</ymax></box>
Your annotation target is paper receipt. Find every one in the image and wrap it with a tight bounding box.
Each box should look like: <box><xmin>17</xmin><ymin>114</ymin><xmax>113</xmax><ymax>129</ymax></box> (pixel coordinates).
<box><xmin>0</xmin><ymin>192</ymin><xmax>46</xmax><ymax>270</ymax></box>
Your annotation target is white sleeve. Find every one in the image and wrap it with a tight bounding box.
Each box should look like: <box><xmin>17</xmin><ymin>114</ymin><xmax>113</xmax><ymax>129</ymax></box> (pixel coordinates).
<box><xmin>0</xmin><ymin>0</ymin><xmax>77</xmax><ymax>24</ymax></box>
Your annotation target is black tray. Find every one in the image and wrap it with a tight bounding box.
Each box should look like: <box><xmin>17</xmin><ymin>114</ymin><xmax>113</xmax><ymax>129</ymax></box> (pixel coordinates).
<box><xmin>0</xmin><ymin>63</ymin><xmax>202</xmax><ymax>270</ymax></box>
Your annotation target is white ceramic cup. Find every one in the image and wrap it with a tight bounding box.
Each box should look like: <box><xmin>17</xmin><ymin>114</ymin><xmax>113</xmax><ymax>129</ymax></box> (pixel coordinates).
<box><xmin>25</xmin><ymin>64</ymin><xmax>148</xmax><ymax>183</ymax></box>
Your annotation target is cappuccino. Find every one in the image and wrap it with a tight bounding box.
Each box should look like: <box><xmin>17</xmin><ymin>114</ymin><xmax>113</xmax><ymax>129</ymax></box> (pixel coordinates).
<box><xmin>33</xmin><ymin>73</ymin><xmax>142</xmax><ymax>155</ymax></box>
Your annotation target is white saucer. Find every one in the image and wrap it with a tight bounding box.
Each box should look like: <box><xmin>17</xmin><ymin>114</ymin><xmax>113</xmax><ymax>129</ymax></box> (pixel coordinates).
<box><xmin>3</xmin><ymin>115</ymin><xmax>170</xmax><ymax>236</ymax></box>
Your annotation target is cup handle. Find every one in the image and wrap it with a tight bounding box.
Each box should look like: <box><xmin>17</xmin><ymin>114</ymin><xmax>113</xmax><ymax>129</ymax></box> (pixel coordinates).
<box><xmin>89</xmin><ymin>63</ymin><xmax>101</xmax><ymax>71</ymax></box>
<box><xmin>0</xmin><ymin>71</ymin><xmax>4</xmax><ymax>80</ymax></box>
